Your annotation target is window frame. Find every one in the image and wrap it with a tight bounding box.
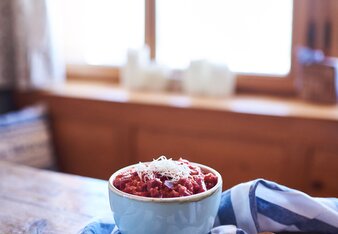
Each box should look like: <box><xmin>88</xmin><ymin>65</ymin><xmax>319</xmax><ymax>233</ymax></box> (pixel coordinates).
<box><xmin>67</xmin><ymin>0</ymin><xmax>309</xmax><ymax>95</ymax></box>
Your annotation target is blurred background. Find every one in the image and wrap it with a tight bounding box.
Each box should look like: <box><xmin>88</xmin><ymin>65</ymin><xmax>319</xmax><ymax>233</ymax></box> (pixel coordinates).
<box><xmin>0</xmin><ymin>0</ymin><xmax>337</xmax><ymax>196</ymax></box>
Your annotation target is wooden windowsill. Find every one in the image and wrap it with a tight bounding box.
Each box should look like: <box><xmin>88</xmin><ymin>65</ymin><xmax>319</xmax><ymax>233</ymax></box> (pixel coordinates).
<box><xmin>66</xmin><ymin>64</ymin><xmax>298</xmax><ymax>96</ymax></box>
<box><xmin>26</xmin><ymin>80</ymin><xmax>338</xmax><ymax>122</ymax></box>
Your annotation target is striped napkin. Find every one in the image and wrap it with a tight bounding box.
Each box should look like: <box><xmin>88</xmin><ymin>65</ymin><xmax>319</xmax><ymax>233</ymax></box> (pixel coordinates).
<box><xmin>80</xmin><ymin>179</ymin><xmax>338</xmax><ymax>234</ymax></box>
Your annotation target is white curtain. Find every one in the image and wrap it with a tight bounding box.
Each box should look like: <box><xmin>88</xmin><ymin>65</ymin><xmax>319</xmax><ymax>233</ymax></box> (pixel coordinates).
<box><xmin>0</xmin><ymin>0</ymin><xmax>65</xmax><ymax>90</ymax></box>
<box><xmin>0</xmin><ymin>0</ymin><xmax>15</xmax><ymax>88</ymax></box>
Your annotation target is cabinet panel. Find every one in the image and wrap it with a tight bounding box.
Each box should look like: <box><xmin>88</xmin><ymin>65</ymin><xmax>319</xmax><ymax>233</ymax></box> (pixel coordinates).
<box><xmin>135</xmin><ymin>128</ymin><xmax>293</xmax><ymax>190</ymax></box>
<box><xmin>52</xmin><ymin>118</ymin><xmax>126</xmax><ymax>179</ymax></box>
<box><xmin>329</xmin><ymin>0</ymin><xmax>338</xmax><ymax>57</ymax></box>
<box><xmin>309</xmin><ymin>149</ymin><xmax>338</xmax><ymax>196</ymax></box>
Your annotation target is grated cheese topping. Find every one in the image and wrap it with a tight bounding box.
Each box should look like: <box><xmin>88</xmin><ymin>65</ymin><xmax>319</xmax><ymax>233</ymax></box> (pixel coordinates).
<box><xmin>135</xmin><ymin>156</ymin><xmax>191</xmax><ymax>182</ymax></box>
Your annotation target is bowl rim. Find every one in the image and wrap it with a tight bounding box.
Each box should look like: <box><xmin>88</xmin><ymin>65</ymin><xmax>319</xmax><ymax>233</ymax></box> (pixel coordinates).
<box><xmin>108</xmin><ymin>162</ymin><xmax>222</xmax><ymax>203</ymax></box>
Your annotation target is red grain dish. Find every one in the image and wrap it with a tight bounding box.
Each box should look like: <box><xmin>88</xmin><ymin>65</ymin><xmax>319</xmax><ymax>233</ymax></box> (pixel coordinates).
<box><xmin>113</xmin><ymin>159</ymin><xmax>218</xmax><ymax>198</ymax></box>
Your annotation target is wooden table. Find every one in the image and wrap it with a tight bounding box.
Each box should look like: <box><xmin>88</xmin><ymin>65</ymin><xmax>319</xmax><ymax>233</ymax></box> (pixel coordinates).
<box><xmin>0</xmin><ymin>161</ymin><xmax>321</xmax><ymax>234</ymax></box>
<box><xmin>0</xmin><ymin>161</ymin><xmax>111</xmax><ymax>233</ymax></box>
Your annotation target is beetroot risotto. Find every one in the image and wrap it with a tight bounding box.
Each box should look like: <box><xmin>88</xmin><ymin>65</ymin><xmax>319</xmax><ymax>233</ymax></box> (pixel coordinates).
<box><xmin>113</xmin><ymin>156</ymin><xmax>218</xmax><ymax>198</ymax></box>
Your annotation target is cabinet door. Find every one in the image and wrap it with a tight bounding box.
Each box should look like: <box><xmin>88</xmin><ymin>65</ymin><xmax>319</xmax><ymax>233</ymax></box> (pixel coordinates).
<box><xmin>135</xmin><ymin>128</ymin><xmax>296</xmax><ymax>190</ymax></box>
<box><xmin>52</xmin><ymin>118</ymin><xmax>128</xmax><ymax>179</ymax></box>
<box><xmin>308</xmin><ymin>149</ymin><xmax>338</xmax><ymax>196</ymax></box>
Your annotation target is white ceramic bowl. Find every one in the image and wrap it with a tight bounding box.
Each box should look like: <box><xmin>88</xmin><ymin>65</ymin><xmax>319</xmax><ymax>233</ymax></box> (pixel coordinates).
<box><xmin>108</xmin><ymin>162</ymin><xmax>222</xmax><ymax>234</ymax></box>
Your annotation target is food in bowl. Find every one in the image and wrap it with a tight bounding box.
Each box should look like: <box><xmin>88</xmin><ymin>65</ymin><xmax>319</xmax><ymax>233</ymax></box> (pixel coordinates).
<box><xmin>113</xmin><ymin>156</ymin><xmax>218</xmax><ymax>198</ymax></box>
<box><xmin>108</xmin><ymin>156</ymin><xmax>223</xmax><ymax>234</ymax></box>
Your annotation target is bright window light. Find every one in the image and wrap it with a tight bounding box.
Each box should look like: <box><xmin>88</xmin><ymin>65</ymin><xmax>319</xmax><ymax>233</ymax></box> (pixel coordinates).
<box><xmin>156</xmin><ymin>0</ymin><xmax>293</xmax><ymax>76</ymax></box>
<box><xmin>58</xmin><ymin>0</ymin><xmax>144</xmax><ymax>66</ymax></box>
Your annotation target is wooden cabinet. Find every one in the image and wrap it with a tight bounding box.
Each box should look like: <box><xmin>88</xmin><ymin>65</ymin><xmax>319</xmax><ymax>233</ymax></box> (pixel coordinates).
<box><xmin>308</xmin><ymin>149</ymin><xmax>338</xmax><ymax>196</ymax></box>
<box><xmin>14</xmin><ymin>88</ymin><xmax>338</xmax><ymax>196</ymax></box>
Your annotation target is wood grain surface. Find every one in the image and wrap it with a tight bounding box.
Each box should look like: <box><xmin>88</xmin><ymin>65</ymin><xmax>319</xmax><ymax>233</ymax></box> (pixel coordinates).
<box><xmin>14</xmin><ymin>82</ymin><xmax>338</xmax><ymax>197</ymax></box>
<box><xmin>0</xmin><ymin>162</ymin><xmax>324</xmax><ymax>234</ymax></box>
<box><xmin>0</xmin><ymin>161</ymin><xmax>111</xmax><ymax>234</ymax></box>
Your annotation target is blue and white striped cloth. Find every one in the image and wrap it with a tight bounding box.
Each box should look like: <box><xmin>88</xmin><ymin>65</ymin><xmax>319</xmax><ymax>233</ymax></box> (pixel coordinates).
<box><xmin>80</xmin><ymin>179</ymin><xmax>338</xmax><ymax>234</ymax></box>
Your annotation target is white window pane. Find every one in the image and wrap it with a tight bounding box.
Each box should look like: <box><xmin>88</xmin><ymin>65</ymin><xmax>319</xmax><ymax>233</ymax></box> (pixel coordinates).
<box><xmin>58</xmin><ymin>0</ymin><xmax>144</xmax><ymax>66</ymax></box>
<box><xmin>156</xmin><ymin>0</ymin><xmax>293</xmax><ymax>76</ymax></box>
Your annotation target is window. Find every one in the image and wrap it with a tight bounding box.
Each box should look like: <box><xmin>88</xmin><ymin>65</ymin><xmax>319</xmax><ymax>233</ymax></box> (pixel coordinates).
<box><xmin>55</xmin><ymin>0</ymin><xmax>310</xmax><ymax>94</ymax></box>
<box><xmin>56</xmin><ymin>0</ymin><xmax>144</xmax><ymax>66</ymax></box>
<box><xmin>156</xmin><ymin>0</ymin><xmax>293</xmax><ymax>75</ymax></box>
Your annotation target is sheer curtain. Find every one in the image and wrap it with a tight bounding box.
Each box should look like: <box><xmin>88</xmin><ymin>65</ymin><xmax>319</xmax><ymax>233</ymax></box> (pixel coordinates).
<box><xmin>0</xmin><ymin>0</ymin><xmax>64</xmax><ymax>91</ymax></box>
<box><xmin>0</xmin><ymin>0</ymin><xmax>15</xmax><ymax>89</ymax></box>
